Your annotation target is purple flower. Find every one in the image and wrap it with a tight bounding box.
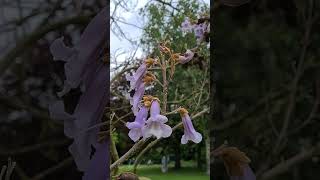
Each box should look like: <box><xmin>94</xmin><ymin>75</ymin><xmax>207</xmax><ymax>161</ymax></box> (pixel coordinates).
<box><xmin>50</xmin><ymin>7</ymin><xmax>107</xmax><ymax>97</ymax></box>
<box><xmin>194</xmin><ymin>23</ymin><xmax>207</xmax><ymax>44</ymax></box>
<box><xmin>129</xmin><ymin>82</ymin><xmax>145</xmax><ymax>116</ymax></box>
<box><xmin>126</xmin><ymin>58</ymin><xmax>154</xmax><ymax>91</ymax></box>
<box><xmin>181</xmin><ymin>17</ymin><xmax>193</xmax><ymax>33</ymax></box>
<box><xmin>126</xmin><ymin>63</ymin><xmax>147</xmax><ymax>91</ymax></box>
<box><xmin>230</xmin><ymin>165</ymin><xmax>256</xmax><ymax>180</ymax></box>
<box><xmin>82</xmin><ymin>139</ymin><xmax>109</xmax><ymax>180</ymax></box>
<box><xmin>49</xmin><ymin>7</ymin><xmax>108</xmax><ymax>172</ymax></box>
<box><xmin>126</xmin><ymin>106</ymin><xmax>149</xmax><ymax>142</ymax></box>
<box><xmin>178</xmin><ymin>49</ymin><xmax>195</xmax><ymax>64</ymax></box>
<box><xmin>142</xmin><ymin>100</ymin><xmax>172</xmax><ymax>139</ymax></box>
<box><xmin>179</xmin><ymin>108</ymin><xmax>202</xmax><ymax>144</ymax></box>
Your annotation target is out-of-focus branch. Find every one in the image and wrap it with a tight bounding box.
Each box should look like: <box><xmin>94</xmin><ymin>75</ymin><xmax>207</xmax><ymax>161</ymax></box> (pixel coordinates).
<box><xmin>273</xmin><ymin>0</ymin><xmax>315</xmax><ymax>154</ymax></box>
<box><xmin>0</xmin><ymin>140</ymin><xmax>69</xmax><ymax>156</ymax></box>
<box><xmin>31</xmin><ymin>157</ymin><xmax>73</xmax><ymax>180</ymax></box>
<box><xmin>260</xmin><ymin>143</ymin><xmax>320</xmax><ymax>180</ymax></box>
<box><xmin>154</xmin><ymin>0</ymin><xmax>180</xmax><ymax>11</ymax></box>
<box><xmin>0</xmin><ymin>94</ymin><xmax>52</xmax><ymax>121</ymax></box>
<box><xmin>0</xmin><ymin>14</ymin><xmax>93</xmax><ymax>77</ymax></box>
<box><xmin>213</xmin><ymin>88</ymin><xmax>287</xmax><ymax>131</ymax></box>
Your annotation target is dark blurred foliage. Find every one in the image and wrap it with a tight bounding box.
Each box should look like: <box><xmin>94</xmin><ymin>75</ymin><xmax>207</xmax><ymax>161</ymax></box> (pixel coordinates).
<box><xmin>212</xmin><ymin>0</ymin><xmax>320</xmax><ymax>180</ymax></box>
<box><xmin>0</xmin><ymin>0</ymin><xmax>106</xmax><ymax>179</ymax></box>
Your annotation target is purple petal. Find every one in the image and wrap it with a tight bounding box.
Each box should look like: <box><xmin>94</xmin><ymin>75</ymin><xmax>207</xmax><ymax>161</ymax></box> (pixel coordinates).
<box><xmin>178</xmin><ymin>49</ymin><xmax>194</xmax><ymax>64</ymax></box>
<box><xmin>230</xmin><ymin>165</ymin><xmax>256</xmax><ymax>180</ymax></box>
<box><xmin>128</xmin><ymin>129</ymin><xmax>143</xmax><ymax>142</ymax></box>
<box><xmin>181</xmin><ymin>114</ymin><xmax>202</xmax><ymax>144</ymax></box>
<box><xmin>150</xmin><ymin>100</ymin><xmax>161</xmax><ymax>117</ymax></box>
<box><xmin>126</xmin><ymin>106</ymin><xmax>148</xmax><ymax>129</ymax></box>
<box><xmin>126</xmin><ymin>106</ymin><xmax>149</xmax><ymax>142</ymax></box>
<box><xmin>48</xmin><ymin>101</ymin><xmax>76</xmax><ymax>138</ymax></box>
<box><xmin>181</xmin><ymin>17</ymin><xmax>193</xmax><ymax>33</ymax></box>
<box><xmin>51</xmin><ymin>7</ymin><xmax>107</xmax><ymax>96</ymax></box>
<box><xmin>130</xmin><ymin>83</ymin><xmax>145</xmax><ymax>116</ymax></box>
<box><xmin>126</xmin><ymin>63</ymin><xmax>147</xmax><ymax>90</ymax></box>
<box><xmin>50</xmin><ymin>37</ymin><xmax>75</xmax><ymax>62</ymax></box>
<box><xmin>82</xmin><ymin>139</ymin><xmax>109</xmax><ymax>180</ymax></box>
<box><xmin>70</xmin><ymin>63</ymin><xmax>108</xmax><ymax>171</ymax></box>
<box><xmin>142</xmin><ymin>120</ymin><xmax>172</xmax><ymax>139</ymax></box>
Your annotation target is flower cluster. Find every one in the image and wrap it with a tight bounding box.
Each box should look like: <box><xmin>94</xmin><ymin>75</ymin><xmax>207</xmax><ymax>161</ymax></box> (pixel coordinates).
<box><xmin>126</xmin><ymin>96</ymin><xmax>172</xmax><ymax>142</ymax></box>
<box><xmin>125</xmin><ymin>43</ymin><xmax>202</xmax><ymax>145</ymax></box>
<box><xmin>181</xmin><ymin>16</ymin><xmax>210</xmax><ymax>44</ymax></box>
<box><xmin>49</xmin><ymin>7</ymin><xmax>109</xmax><ymax>180</ymax></box>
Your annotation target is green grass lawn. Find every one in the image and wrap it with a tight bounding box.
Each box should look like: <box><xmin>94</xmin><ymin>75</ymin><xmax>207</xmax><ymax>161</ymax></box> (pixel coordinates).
<box><xmin>119</xmin><ymin>162</ymin><xmax>209</xmax><ymax>180</ymax></box>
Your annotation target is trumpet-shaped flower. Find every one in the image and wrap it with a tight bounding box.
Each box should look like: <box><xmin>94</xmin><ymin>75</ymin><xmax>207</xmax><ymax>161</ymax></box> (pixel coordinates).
<box><xmin>129</xmin><ymin>82</ymin><xmax>145</xmax><ymax>116</ymax></box>
<box><xmin>126</xmin><ymin>58</ymin><xmax>154</xmax><ymax>91</ymax></box>
<box><xmin>82</xmin><ymin>139</ymin><xmax>109</xmax><ymax>180</ymax></box>
<box><xmin>126</xmin><ymin>106</ymin><xmax>149</xmax><ymax>142</ymax></box>
<box><xmin>142</xmin><ymin>99</ymin><xmax>172</xmax><ymax>139</ymax></box>
<box><xmin>49</xmin><ymin>7</ymin><xmax>108</xmax><ymax>173</ymax></box>
<box><xmin>178</xmin><ymin>49</ymin><xmax>195</xmax><ymax>64</ymax></box>
<box><xmin>126</xmin><ymin>63</ymin><xmax>147</xmax><ymax>91</ymax></box>
<box><xmin>179</xmin><ymin>108</ymin><xmax>202</xmax><ymax>144</ymax></box>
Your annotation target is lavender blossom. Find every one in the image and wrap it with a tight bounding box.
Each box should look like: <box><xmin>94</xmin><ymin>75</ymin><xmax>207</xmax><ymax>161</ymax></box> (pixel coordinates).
<box><xmin>178</xmin><ymin>49</ymin><xmax>195</xmax><ymax>64</ymax></box>
<box><xmin>126</xmin><ymin>106</ymin><xmax>149</xmax><ymax>142</ymax></box>
<box><xmin>126</xmin><ymin>58</ymin><xmax>154</xmax><ymax>91</ymax></box>
<box><xmin>194</xmin><ymin>23</ymin><xmax>207</xmax><ymax>44</ymax></box>
<box><xmin>129</xmin><ymin>82</ymin><xmax>145</xmax><ymax>116</ymax></box>
<box><xmin>50</xmin><ymin>7</ymin><xmax>107</xmax><ymax>97</ymax></box>
<box><xmin>179</xmin><ymin>108</ymin><xmax>202</xmax><ymax>144</ymax></box>
<box><xmin>230</xmin><ymin>165</ymin><xmax>256</xmax><ymax>180</ymax></box>
<box><xmin>82</xmin><ymin>139</ymin><xmax>109</xmax><ymax>180</ymax></box>
<box><xmin>49</xmin><ymin>7</ymin><xmax>108</xmax><ymax>173</ymax></box>
<box><xmin>142</xmin><ymin>100</ymin><xmax>172</xmax><ymax>139</ymax></box>
<box><xmin>126</xmin><ymin>63</ymin><xmax>147</xmax><ymax>91</ymax></box>
<box><xmin>181</xmin><ymin>17</ymin><xmax>193</xmax><ymax>33</ymax></box>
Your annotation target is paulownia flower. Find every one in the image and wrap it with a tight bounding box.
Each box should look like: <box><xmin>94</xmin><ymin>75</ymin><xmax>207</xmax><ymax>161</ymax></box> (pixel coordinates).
<box><xmin>142</xmin><ymin>99</ymin><xmax>172</xmax><ymax>139</ymax></box>
<box><xmin>129</xmin><ymin>72</ymin><xmax>156</xmax><ymax>116</ymax></box>
<box><xmin>194</xmin><ymin>23</ymin><xmax>207</xmax><ymax>44</ymax></box>
<box><xmin>129</xmin><ymin>82</ymin><xmax>145</xmax><ymax>116</ymax></box>
<box><xmin>49</xmin><ymin>7</ymin><xmax>108</xmax><ymax>175</ymax></box>
<box><xmin>82</xmin><ymin>139</ymin><xmax>109</xmax><ymax>180</ymax></box>
<box><xmin>181</xmin><ymin>17</ymin><xmax>194</xmax><ymax>33</ymax></box>
<box><xmin>178</xmin><ymin>108</ymin><xmax>202</xmax><ymax>144</ymax></box>
<box><xmin>126</xmin><ymin>105</ymin><xmax>149</xmax><ymax>142</ymax></box>
<box><xmin>212</xmin><ymin>146</ymin><xmax>256</xmax><ymax>180</ymax></box>
<box><xmin>178</xmin><ymin>49</ymin><xmax>195</xmax><ymax>64</ymax></box>
<box><xmin>126</xmin><ymin>58</ymin><xmax>154</xmax><ymax>91</ymax></box>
